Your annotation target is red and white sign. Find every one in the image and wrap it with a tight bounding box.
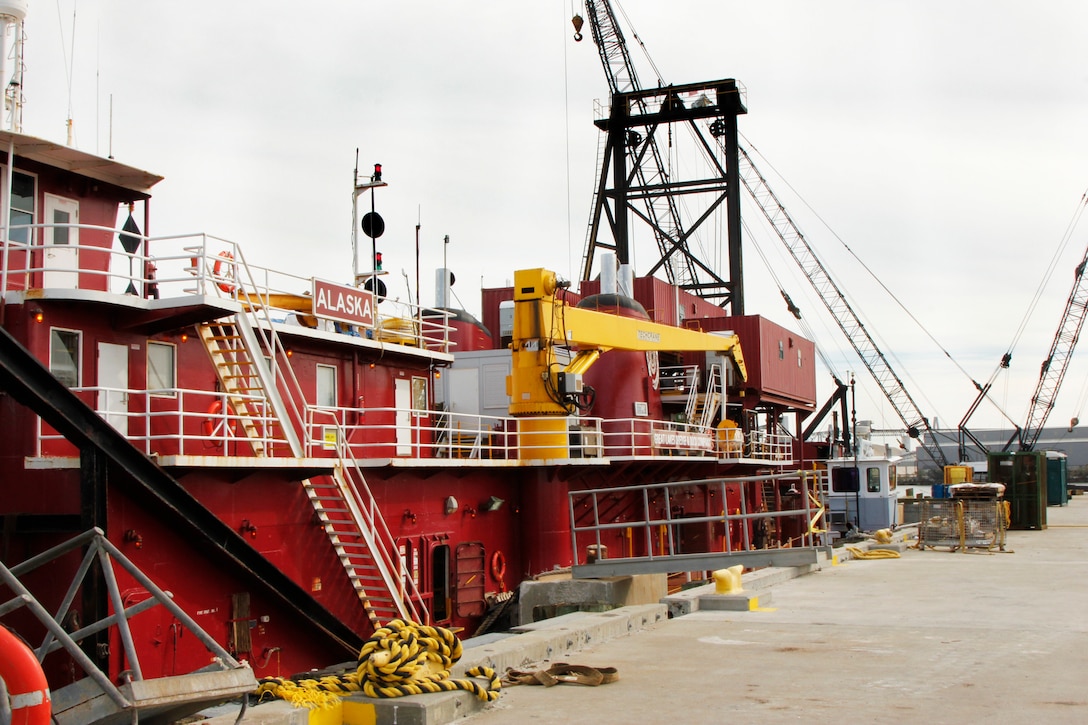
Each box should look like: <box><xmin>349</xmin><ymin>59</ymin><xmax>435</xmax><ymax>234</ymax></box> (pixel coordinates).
<box><xmin>312</xmin><ymin>278</ymin><xmax>375</xmax><ymax>327</ymax></box>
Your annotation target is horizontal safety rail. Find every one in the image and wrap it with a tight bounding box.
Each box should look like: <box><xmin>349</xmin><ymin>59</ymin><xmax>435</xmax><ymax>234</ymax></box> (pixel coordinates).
<box><xmin>0</xmin><ymin>225</ymin><xmax>455</xmax><ymax>354</ymax></box>
<box><xmin>35</xmin><ymin>386</ymin><xmax>289</xmax><ymax>458</ymax></box>
<box><xmin>568</xmin><ymin>470</ymin><xmax>826</xmax><ymax>567</ymax></box>
<box><xmin>34</xmin><ymin>391</ymin><xmax>798</xmax><ymax>466</ymax></box>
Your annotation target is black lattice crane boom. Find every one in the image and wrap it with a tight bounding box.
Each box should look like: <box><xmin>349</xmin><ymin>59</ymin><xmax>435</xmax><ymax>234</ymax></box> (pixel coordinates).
<box><xmin>577</xmin><ymin>1</ymin><xmax>947</xmax><ymax>467</ymax></box>
<box><xmin>579</xmin><ymin>0</ymin><xmax>745</xmax><ymax>309</ymax></box>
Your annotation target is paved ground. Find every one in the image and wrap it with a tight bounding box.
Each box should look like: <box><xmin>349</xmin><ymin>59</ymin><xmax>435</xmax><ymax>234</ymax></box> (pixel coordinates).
<box><xmin>459</xmin><ymin>497</ymin><xmax>1088</xmax><ymax>724</ymax></box>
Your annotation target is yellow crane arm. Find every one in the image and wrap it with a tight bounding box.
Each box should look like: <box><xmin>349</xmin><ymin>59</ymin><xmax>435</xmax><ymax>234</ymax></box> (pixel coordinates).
<box><xmin>507</xmin><ymin>268</ymin><xmax>746</xmax><ymax>417</ymax></box>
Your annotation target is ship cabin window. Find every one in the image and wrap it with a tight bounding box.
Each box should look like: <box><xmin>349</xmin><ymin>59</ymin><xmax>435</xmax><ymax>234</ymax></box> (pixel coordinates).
<box><xmin>49</xmin><ymin>328</ymin><xmax>81</xmax><ymax>388</ymax></box>
<box><xmin>778</xmin><ymin>340</ymin><xmax>784</xmax><ymax>359</ymax></box>
<box><xmin>888</xmin><ymin>465</ymin><xmax>897</xmax><ymax>490</ymax></box>
<box><xmin>147</xmin><ymin>341</ymin><xmax>177</xmax><ymax>396</ymax></box>
<box><xmin>411</xmin><ymin>376</ymin><xmax>428</xmax><ymax>418</ymax></box>
<box><xmin>6</xmin><ymin>170</ymin><xmax>34</xmax><ymax>245</ymax></box>
<box><xmin>830</xmin><ymin>466</ymin><xmax>859</xmax><ymax>492</ymax></box>
<box><xmin>432</xmin><ymin>544</ymin><xmax>451</xmax><ymax>623</ymax></box>
<box><xmin>316</xmin><ymin>364</ymin><xmax>337</xmax><ymax>408</ymax></box>
<box><xmin>866</xmin><ymin>466</ymin><xmax>882</xmax><ymax>493</ymax></box>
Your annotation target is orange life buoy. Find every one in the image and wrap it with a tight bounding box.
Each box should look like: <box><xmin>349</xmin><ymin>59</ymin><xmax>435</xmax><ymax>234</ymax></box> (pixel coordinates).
<box><xmin>202</xmin><ymin>399</ymin><xmax>237</xmax><ymax>447</ymax></box>
<box><xmin>490</xmin><ymin>550</ymin><xmax>507</xmax><ymax>582</ymax></box>
<box><xmin>0</xmin><ymin>624</ymin><xmax>51</xmax><ymax>725</ymax></box>
<box><xmin>212</xmin><ymin>251</ymin><xmax>237</xmax><ymax>294</ymax></box>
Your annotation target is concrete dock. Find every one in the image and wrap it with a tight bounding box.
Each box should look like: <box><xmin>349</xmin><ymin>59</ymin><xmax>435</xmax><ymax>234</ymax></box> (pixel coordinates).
<box><xmin>209</xmin><ymin>495</ymin><xmax>1088</xmax><ymax>724</ymax></box>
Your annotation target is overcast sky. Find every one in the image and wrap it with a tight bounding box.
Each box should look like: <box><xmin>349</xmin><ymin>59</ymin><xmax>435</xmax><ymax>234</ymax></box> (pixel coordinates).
<box><xmin>24</xmin><ymin>1</ymin><xmax>1088</xmax><ymax>444</ymax></box>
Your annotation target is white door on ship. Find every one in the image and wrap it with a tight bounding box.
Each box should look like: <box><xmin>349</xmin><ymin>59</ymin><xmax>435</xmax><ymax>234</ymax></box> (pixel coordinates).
<box><xmin>43</xmin><ymin>193</ymin><xmax>79</xmax><ymax>288</ymax></box>
<box><xmin>97</xmin><ymin>342</ymin><xmax>129</xmax><ymax>436</ymax></box>
<box><xmin>395</xmin><ymin>377</ymin><xmax>412</xmax><ymax>456</ymax></box>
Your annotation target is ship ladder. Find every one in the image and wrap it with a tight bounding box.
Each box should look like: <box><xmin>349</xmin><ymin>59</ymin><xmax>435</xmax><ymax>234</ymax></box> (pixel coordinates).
<box><xmin>194</xmin><ymin>315</ymin><xmax>298</xmax><ymax>455</ymax></box>
<box><xmin>697</xmin><ymin>363</ymin><xmax>724</xmax><ymax>429</ymax></box>
<box><xmin>301</xmin><ymin>465</ymin><xmax>426</xmax><ymax>629</ymax></box>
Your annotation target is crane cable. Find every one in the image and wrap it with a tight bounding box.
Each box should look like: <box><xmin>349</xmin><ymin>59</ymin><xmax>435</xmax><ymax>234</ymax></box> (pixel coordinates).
<box><xmin>1008</xmin><ymin>189</ymin><xmax>1088</xmax><ymax>359</ymax></box>
<box><xmin>737</xmin><ymin>134</ymin><xmax>1031</xmax><ymax>431</ymax></box>
<box><xmin>739</xmin><ymin>135</ymin><xmax>978</xmax><ymax>382</ymax></box>
<box><xmin>736</xmin><ymin>137</ymin><xmax>948</xmax><ymax>425</ymax></box>
<box><xmin>741</xmin><ymin>217</ymin><xmax>839</xmax><ymax>376</ymax></box>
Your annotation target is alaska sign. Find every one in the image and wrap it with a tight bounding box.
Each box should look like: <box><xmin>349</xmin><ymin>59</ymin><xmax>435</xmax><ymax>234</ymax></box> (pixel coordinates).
<box><xmin>312</xmin><ymin>278</ymin><xmax>376</xmax><ymax>327</ymax></box>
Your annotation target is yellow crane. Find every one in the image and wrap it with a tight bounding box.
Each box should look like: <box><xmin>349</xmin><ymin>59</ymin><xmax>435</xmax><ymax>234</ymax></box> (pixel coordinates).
<box><xmin>506</xmin><ymin>268</ymin><xmax>747</xmax><ymax>458</ymax></box>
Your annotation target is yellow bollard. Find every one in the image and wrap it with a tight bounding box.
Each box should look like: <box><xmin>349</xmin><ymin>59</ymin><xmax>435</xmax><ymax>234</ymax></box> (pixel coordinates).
<box><xmin>713</xmin><ymin>564</ymin><xmax>744</xmax><ymax>594</ymax></box>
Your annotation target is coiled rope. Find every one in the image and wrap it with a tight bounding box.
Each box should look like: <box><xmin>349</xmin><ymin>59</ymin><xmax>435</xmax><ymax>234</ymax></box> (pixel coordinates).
<box><xmin>255</xmin><ymin>618</ymin><xmax>501</xmax><ymax>708</ymax></box>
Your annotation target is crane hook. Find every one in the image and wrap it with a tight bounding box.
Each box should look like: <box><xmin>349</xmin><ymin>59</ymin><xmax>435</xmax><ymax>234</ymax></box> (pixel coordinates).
<box><xmin>572</xmin><ymin>14</ymin><xmax>584</xmax><ymax>42</ymax></box>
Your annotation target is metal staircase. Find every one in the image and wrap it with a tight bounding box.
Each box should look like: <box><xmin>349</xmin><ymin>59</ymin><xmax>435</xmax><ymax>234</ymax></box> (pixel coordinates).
<box><xmin>696</xmin><ymin>363</ymin><xmax>723</xmax><ymax>429</ymax></box>
<box><xmin>197</xmin><ymin>319</ymin><xmax>277</xmax><ymax>455</ymax></box>
<box><xmin>303</xmin><ymin>459</ymin><xmax>427</xmax><ymax>628</ymax></box>
<box><xmin>680</xmin><ymin>363</ymin><xmax>723</xmax><ymax>428</ymax></box>
<box><xmin>196</xmin><ymin>257</ymin><xmax>429</xmax><ymax>627</ymax></box>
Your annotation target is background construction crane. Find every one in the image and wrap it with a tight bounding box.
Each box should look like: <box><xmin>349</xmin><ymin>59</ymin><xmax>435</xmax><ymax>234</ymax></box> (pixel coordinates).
<box><xmin>576</xmin><ymin>0</ymin><xmax>950</xmax><ymax>469</ymax></box>
<box><xmin>1019</xmin><ymin>249</ymin><xmax>1088</xmax><ymax>450</ymax></box>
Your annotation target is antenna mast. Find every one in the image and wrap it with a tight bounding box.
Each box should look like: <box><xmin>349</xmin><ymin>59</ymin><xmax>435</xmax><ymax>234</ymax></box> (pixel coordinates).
<box><xmin>0</xmin><ymin>1</ymin><xmax>26</xmax><ymax>132</ymax></box>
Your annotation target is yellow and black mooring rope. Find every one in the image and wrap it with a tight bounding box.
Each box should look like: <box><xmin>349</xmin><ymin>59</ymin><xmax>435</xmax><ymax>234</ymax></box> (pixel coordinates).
<box><xmin>254</xmin><ymin>618</ymin><xmax>501</xmax><ymax>707</ymax></box>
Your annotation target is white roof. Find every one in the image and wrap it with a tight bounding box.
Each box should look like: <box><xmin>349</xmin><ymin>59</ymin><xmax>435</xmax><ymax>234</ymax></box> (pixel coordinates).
<box><xmin>0</xmin><ymin>129</ymin><xmax>163</xmax><ymax>195</ymax></box>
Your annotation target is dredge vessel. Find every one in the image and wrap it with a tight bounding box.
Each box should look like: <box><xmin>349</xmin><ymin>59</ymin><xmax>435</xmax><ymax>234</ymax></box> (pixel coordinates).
<box><xmin>0</xmin><ymin>3</ymin><xmax>867</xmax><ymax>720</ymax></box>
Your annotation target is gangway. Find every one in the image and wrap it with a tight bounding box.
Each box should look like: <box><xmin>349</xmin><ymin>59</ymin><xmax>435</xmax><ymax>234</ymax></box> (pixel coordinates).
<box><xmin>568</xmin><ymin>471</ymin><xmax>830</xmax><ymax>580</ymax></box>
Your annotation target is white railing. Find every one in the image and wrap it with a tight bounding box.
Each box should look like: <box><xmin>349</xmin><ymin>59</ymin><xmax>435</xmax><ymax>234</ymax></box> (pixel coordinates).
<box><xmin>1</xmin><ymin>224</ymin><xmax>455</xmax><ymax>353</ymax></box>
<box><xmin>35</xmin><ymin>386</ymin><xmax>290</xmax><ymax>458</ymax></box>
<box><xmin>659</xmin><ymin>364</ymin><xmax>699</xmax><ymax>394</ymax></box>
<box><xmin>746</xmin><ymin>430</ymin><xmax>794</xmax><ymax>461</ymax></box>
<box><xmin>34</xmin><ymin>388</ymin><xmax>797</xmax><ymax>465</ymax></box>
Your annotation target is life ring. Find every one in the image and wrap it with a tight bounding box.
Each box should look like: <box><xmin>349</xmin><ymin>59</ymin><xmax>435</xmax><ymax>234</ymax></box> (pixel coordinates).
<box><xmin>0</xmin><ymin>624</ymin><xmax>51</xmax><ymax>725</ymax></box>
<box><xmin>212</xmin><ymin>251</ymin><xmax>237</xmax><ymax>294</ymax></box>
<box><xmin>490</xmin><ymin>550</ymin><xmax>507</xmax><ymax>582</ymax></box>
<box><xmin>202</xmin><ymin>399</ymin><xmax>237</xmax><ymax>447</ymax></box>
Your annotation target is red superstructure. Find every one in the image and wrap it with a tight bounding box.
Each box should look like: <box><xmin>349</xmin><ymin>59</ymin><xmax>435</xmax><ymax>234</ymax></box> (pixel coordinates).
<box><xmin>0</xmin><ymin>128</ymin><xmax>824</xmax><ymax>692</ymax></box>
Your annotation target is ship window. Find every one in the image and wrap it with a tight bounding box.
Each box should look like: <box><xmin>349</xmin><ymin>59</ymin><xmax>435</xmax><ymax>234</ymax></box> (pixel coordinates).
<box><xmin>7</xmin><ymin>170</ymin><xmax>34</xmax><ymax>245</ymax></box>
<box><xmin>411</xmin><ymin>376</ymin><xmax>428</xmax><ymax>418</ymax></box>
<box><xmin>50</xmin><ymin>328</ymin><xmax>81</xmax><ymax>388</ymax></box>
<box><xmin>778</xmin><ymin>340</ymin><xmax>784</xmax><ymax>359</ymax></box>
<box><xmin>831</xmin><ymin>466</ymin><xmax>859</xmax><ymax>493</ymax></box>
<box><xmin>888</xmin><ymin>465</ymin><xmax>897</xmax><ymax>490</ymax></box>
<box><xmin>147</xmin><ymin>341</ymin><xmax>177</xmax><ymax>396</ymax></box>
<box><xmin>316</xmin><ymin>364</ymin><xmax>337</xmax><ymax>408</ymax></box>
<box><xmin>866</xmin><ymin>467</ymin><xmax>882</xmax><ymax>493</ymax></box>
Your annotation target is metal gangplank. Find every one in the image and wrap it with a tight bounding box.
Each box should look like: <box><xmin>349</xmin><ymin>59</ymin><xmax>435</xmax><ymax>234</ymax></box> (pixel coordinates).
<box><xmin>0</xmin><ymin>529</ymin><xmax>255</xmax><ymax>725</ymax></box>
<box><xmin>569</xmin><ymin>470</ymin><xmax>830</xmax><ymax>579</ymax></box>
